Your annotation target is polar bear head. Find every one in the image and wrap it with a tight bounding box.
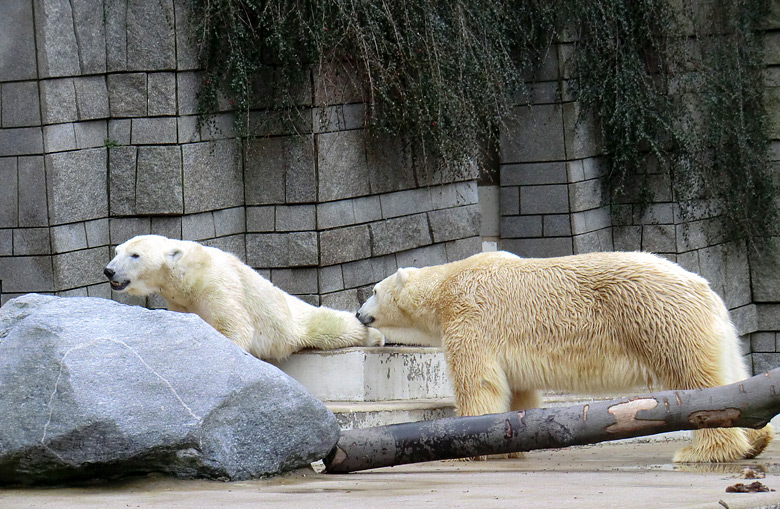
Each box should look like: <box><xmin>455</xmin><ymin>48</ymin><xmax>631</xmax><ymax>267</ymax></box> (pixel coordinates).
<box><xmin>356</xmin><ymin>267</ymin><xmax>442</xmax><ymax>346</ymax></box>
<box><xmin>104</xmin><ymin>235</ymin><xmax>186</xmax><ymax>296</ymax></box>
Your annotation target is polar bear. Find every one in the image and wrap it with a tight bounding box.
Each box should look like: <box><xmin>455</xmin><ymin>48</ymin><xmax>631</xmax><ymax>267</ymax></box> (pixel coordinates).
<box><xmin>104</xmin><ymin>235</ymin><xmax>383</xmax><ymax>360</ymax></box>
<box><xmin>356</xmin><ymin>250</ymin><xmax>774</xmax><ymax>463</ymax></box>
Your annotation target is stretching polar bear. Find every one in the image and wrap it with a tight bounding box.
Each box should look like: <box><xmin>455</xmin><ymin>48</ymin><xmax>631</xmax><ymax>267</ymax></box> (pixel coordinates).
<box><xmin>356</xmin><ymin>250</ymin><xmax>774</xmax><ymax>463</ymax></box>
<box><xmin>104</xmin><ymin>235</ymin><xmax>383</xmax><ymax>360</ymax></box>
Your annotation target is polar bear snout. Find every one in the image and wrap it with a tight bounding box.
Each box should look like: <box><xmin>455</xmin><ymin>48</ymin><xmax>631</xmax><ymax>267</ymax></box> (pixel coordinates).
<box><xmin>103</xmin><ymin>266</ymin><xmax>130</xmax><ymax>291</ymax></box>
<box><xmin>356</xmin><ymin>311</ymin><xmax>374</xmax><ymax>325</ymax></box>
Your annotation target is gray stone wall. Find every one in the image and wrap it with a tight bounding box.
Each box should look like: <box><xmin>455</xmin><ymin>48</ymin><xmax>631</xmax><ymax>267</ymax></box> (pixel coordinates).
<box><xmin>0</xmin><ymin>0</ymin><xmax>480</xmax><ymax>310</ymax></box>
<box><xmin>495</xmin><ymin>7</ymin><xmax>780</xmax><ymax>373</ymax></box>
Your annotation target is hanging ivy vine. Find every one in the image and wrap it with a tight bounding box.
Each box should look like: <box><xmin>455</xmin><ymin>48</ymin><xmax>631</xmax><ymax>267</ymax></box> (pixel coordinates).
<box><xmin>192</xmin><ymin>0</ymin><xmax>775</xmax><ymax>244</ymax></box>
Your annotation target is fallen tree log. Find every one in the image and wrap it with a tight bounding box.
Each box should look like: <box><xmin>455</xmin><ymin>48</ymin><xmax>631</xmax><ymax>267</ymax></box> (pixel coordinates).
<box><xmin>324</xmin><ymin>367</ymin><xmax>780</xmax><ymax>474</ymax></box>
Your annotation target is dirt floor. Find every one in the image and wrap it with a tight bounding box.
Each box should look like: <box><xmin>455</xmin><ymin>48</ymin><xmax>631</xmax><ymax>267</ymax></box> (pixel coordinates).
<box><xmin>3</xmin><ymin>439</ymin><xmax>780</xmax><ymax>508</ymax></box>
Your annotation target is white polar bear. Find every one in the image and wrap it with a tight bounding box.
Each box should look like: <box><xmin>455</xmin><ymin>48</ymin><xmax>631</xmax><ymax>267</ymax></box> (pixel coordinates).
<box><xmin>356</xmin><ymin>250</ymin><xmax>774</xmax><ymax>463</ymax></box>
<box><xmin>104</xmin><ymin>235</ymin><xmax>383</xmax><ymax>361</ymax></box>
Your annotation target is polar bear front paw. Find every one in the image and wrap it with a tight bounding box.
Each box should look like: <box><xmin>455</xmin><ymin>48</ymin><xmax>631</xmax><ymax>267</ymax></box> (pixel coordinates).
<box><xmin>365</xmin><ymin>327</ymin><xmax>385</xmax><ymax>347</ymax></box>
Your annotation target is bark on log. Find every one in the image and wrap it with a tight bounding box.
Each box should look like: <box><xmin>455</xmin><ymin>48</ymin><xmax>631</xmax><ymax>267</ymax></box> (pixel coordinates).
<box><xmin>324</xmin><ymin>368</ymin><xmax>780</xmax><ymax>474</ymax></box>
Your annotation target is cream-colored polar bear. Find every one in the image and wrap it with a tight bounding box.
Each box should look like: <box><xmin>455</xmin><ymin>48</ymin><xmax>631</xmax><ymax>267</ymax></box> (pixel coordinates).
<box><xmin>356</xmin><ymin>250</ymin><xmax>773</xmax><ymax>463</ymax></box>
<box><xmin>104</xmin><ymin>234</ymin><xmax>383</xmax><ymax>360</ymax></box>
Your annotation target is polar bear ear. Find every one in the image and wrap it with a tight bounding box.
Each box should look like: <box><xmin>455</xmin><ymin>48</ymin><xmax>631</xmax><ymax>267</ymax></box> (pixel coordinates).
<box><xmin>395</xmin><ymin>267</ymin><xmax>418</xmax><ymax>287</ymax></box>
<box><xmin>167</xmin><ymin>248</ymin><xmax>183</xmax><ymax>263</ymax></box>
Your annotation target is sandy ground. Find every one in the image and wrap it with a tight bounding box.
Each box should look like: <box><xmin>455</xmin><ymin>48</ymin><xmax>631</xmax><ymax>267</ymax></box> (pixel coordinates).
<box><xmin>3</xmin><ymin>439</ymin><xmax>780</xmax><ymax>508</ymax></box>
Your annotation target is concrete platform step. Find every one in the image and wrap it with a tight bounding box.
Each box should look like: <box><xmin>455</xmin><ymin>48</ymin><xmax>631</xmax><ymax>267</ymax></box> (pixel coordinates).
<box><xmin>276</xmin><ymin>346</ymin><xmax>452</xmax><ymax>403</ymax></box>
<box><xmin>327</xmin><ymin>399</ymin><xmax>455</xmax><ymax>430</ymax></box>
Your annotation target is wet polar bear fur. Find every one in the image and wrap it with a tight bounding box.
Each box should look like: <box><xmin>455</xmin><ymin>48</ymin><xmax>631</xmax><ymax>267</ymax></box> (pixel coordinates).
<box><xmin>105</xmin><ymin>235</ymin><xmax>383</xmax><ymax>360</ymax></box>
<box><xmin>357</xmin><ymin>250</ymin><xmax>774</xmax><ymax>463</ymax></box>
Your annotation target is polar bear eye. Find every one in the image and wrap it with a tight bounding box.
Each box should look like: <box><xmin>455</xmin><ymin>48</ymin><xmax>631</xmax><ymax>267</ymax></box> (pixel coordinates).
<box><xmin>130</xmin><ymin>253</ymin><xmax>140</xmax><ymax>259</ymax></box>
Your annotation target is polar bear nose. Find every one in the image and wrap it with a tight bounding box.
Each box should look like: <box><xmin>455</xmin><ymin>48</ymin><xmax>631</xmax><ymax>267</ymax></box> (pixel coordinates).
<box><xmin>104</xmin><ymin>267</ymin><xmax>115</xmax><ymax>280</ymax></box>
<box><xmin>356</xmin><ymin>311</ymin><xmax>374</xmax><ymax>325</ymax></box>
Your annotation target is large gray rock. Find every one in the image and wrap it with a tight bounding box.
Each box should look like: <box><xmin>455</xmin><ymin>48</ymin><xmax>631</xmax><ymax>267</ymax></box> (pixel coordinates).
<box><xmin>0</xmin><ymin>294</ymin><xmax>340</xmax><ymax>485</ymax></box>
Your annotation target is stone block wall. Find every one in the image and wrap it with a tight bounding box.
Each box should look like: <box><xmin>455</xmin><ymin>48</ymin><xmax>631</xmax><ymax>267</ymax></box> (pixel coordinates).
<box><xmin>0</xmin><ymin>0</ymin><xmax>481</xmax><ymax>310</ymax></box>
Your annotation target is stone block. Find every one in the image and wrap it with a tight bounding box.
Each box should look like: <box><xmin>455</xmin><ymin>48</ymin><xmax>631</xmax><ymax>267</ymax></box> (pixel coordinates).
<box><xmin>151</xmin><ymin>216</ymin><xmax>182</xmax><ymax>239</ymax></box>
<box><xmin>271</xmin><ymin>268</ymin><xmax>319</xmax><ymax>295</ymax></box>
<box><xmin>318</xmin><ymin>200</ymin><xmax>355</xmax><ymax>230</ymax></box>
<box><xmin>317</xmin><ymin>130</ymin><xmax>370</xmax><ymax>201</ymax></box>
<box><xmin>246</xmin><ymin>232</ymin><xmax>317</xmax><ymax>268</ymax></box>
<box><xmin>319</xmin><ymin>225</ymin><xmax>372</xmax><ymax>266</ymax></box>
<box><xmin>202</xmin><ymin>234</ymin><xmax>246</xmax><ymax>262</ymax></box>
<box><xmin>51</xmin><ymin>223</ymin><xmax>88</xmax><ymax>253</ymax></box>
<box><xmin>499</xmin><ymin>186</ymin><xmax>519</xmax><ymax>216</ymax></box>
<box><xmin>213</xmin><ymin>207</ymin><xmax>245</xmax><ymax>237</ymax></box>
<box><xmin>445</xmin><ymin>236</ymin><xmax>482</xmax><ymax>262</ymax></box>
<box><xmin>34</xmin><ymin>0</ymin><xmax>80</xmax><ymax>78</ymax></box>
<box><xmin>676</xmin><ymin>249</ymin><xmax>700</xmax><ymax>276</ymax></box>
<box><xmin>244</xmin><ymin>137</ymin><xmax>286</xmax><ymax>205</ymax></box>
<box><xmin>148</xmin><ymin>72</ymin><xmax>176</xmax><ymax>116</ymax></box>
<box><xmin>723</xmin><ymin>241</ymin><xmax>751</xmax><ymax>309</ymax></box>
<box><xmin>521</xmin><ymin>185</ymin><xmax>569</xmax><ymax>215</ymax></box>
<box><xmin>750</xmin><ymin>237</ymin><xmax>780</xmax><ymax>302</ymax></box>
<box><xmin>353</xmin><ymin>195</ymin><xmax>381</xmax><ymax>224</ymax></box>
<box><xmin>0</xmin><ymin>256</ymin><xmax>54</xmax><ymax>292</ymax></box>
<box><xmin>752</xmin><ymin>332</ymin><xmax>776</xmax><ymax>353</ymax></box>
<box><xmin>72</xmin><ymin>76</ymin><xmax>110</xmax><ymax>120</ymax></box>
<box><xmin>40</xmin><ymin>78</ymin><xmax>77</xmax><ymax>124</ymax></box>
<box><xmin>107</xmin><ymin>73</ymin><xmax>147</xmax><ymax>117</ymax></box>
<box><xmin>85</xmin><ymin>218</ymin><xmax>109</xmax><ymax>247</ymax></box>
<box><xmin>109</xmin><ymin>217</ymin><xmax>151</xmax><ymax>245</ymax></box>
<box><xmin>182</xmin><ymin>140</ymin><xmax>243</xmax><ymax>213</ymax></box>
<box><xmin>313</xmin><ymin>61</ymin><xmax>363</xmax><ymax>105</ymax></box>
<box><xmin>131</xmin><ymin>117</ymin><xmax>178</xmax><ymax>145</ymax></box>
<box><xmin>0</xmin><ymin>0</ymin><xmax>37</xmax><ymax>81</ymax></box>
<box><xmin>246</xmin><ymin>206</ymin><xmax>275</xmax><ymax>232</ymax></box>
<box><xmin>633</xmin><ymin>203</ymin><xmax>675</xmax><ymax>225</ymax></box>
<box><xmin>431</xmin><ymin>181</ymin><xmax>479</xmax><ymax>210</ymax></box>
<box><xmin>53</xmin><ymin>246</ymin><xmax>109</xmax><ymax>290</ymax></box>
<box><xmin>478</xmin><ymin>185</ymin><xmax>499</xmax><ymax>238</ymax></box>
<box><xmin>0</xmin><ymin>229</ymin><xmax>12</xmax><ymax>255</ymax></box>
<box><xmin>58</xmin><ymin>287</ymin><xmax>89</xmax><ymax>298</ymax></box>
<box><xmin>342</xmin><ymin>256</ymin><xmax>397</xmax><ymax>289</ymax></box>
<box><xmin>126</xmin><ymin>0</ymin><xmax>176</xmax><ymax>71</ymax></box>
<box><xmin>543</xmin><ymin>215</ymin><xmax>572</xmax><ymax>237</ymax></box>
<box><xmin>285</xmin><ymin>135</ymin><xmax>316</xmax><ymax>203</ymax></box>
<box><xmin>675</xmin><ymin>218</ymin><xmax>726</xmax><ymax>252</ymax></box>
<box><xmin>370</xmin><ymin>214</ymin><xmax>432</xmax><ymax>257</ymax></box>
<box><xmin>71</xmin><ymin>0</ymin><xmax>106</xmax><ymax>73</ymax></box>
<box><xmin>380</xmin><ymin>188</ymin><xmax>433</xmax><ymax>219</ymax></box>
<box><xmin>104</xmin><ymin>0</ymin><xmax>127</xmax><ymax>71</ymax></box>
<box><xmin>87</xmin><ymin>282</ymin><xmax>113</xmax><ymax>300</ymax></box>
<box><xmin>136</xmin><ymin>146</ymin><xmax>184</xmax><ymax>214</ymax></box>
<box><xmin>367</xmin><ymin>135</ymin><xmax>415</xmax><ymax>195</ymax></box>
<box><xmin>108</xmin><ymin>119</ymin><xmax>131</xmax><ymax>145</ymax></box>
<box><xmin>428</xmin><ymin>204</ymin><xmax>480</xmax><ymax>243</ymax></box>
<box><xmin>74</xmin><ymin>120</ymin><xmax>107</xmax><ymax>149</ymax></box>
<box><xmin>753</xmin><ymin>353</ymin><xmax>780</xmax><ymax>375</ymax></box>
<box><xmin>173</xmin><ymin>0</ymin><xmax>200</xmax><ymax>70</ymax></box>
<box><xmin>108</xmin><ymin>146</ymin><xmax>137</xmax><ymax>216</ymax></box>
<box><xmin>396</xmin><ymin>244</ymin><xmax>447</xmax><ymax>269</ymax></box>
<box><xmin>573</xmin><ymin>229</ymin><xmax>613</xmax><ymax>254</ymax></box>
<box><xmin>501</xmin><ymin>215</ymin><xmax>543</xmax><ymax>238</ymax></box>
<box><xmin>314</xmin><ymin>104</ymin><xmax>365</xmax><ymax>133</ymax></box>
<box><xmin>642</xmin><ymin>224</ymin><xmax>676</xmax><ymax>253</ymax></box>
<box><xmin>563</xmin><ymin>102</ymin><xmax>603</xmax><ymax>159</ymax></box>
<box><xmin>570</xmin><ymin>206</ymin><xmax>611</xmax><ymax>235</ymax></box>
<box><xmin>2</xmin><ymin>81</ymin><xmax>41</xmax><ymax>127</ymax></box>
<box><xmin>43</xmin><ymin>123</ymin><xmax>77</xmax><ymax>153</ymax></box>
<box><xmin>501</xmin><ymin>163</ymin><xmax>568</xmax><ymax>186</ymax></box>
<box><xmin>276</xmin><ymin>205</ymin><xmax>316</xmax><ymax>232</ymax></box>
<box><xmin>501</xmin><ymin>237</ymin><xmax>573</xmax><ymax>258</ymax></box>
<box><xmin>18</xmin><ymin>156</ymin><xmax>48</xmax><ymax>227</ymax></box>
<box><xmin>568</xmin><ymin>178</ymin><xmax>606</xmax><ymax>212</ymax></box>
<box><xmin>500</xmin><ymin>104</ymin><xmax>566</xmax><ymax>163</ymax></box>
<box><xmin>319</xmin><ymin>264</ymin><xmax>344</xmax><ymax>293</ymax></box>
<box><xmin>46</xmin><ymin>148</ymin><xmax>107</xmax><ymax>225</ymax></box>
<box><xmin>13</xmin><ymin>228</ymin><xmax>51</xmax><ymax>255</ymax></box>
<box><xmin>177</xmin><ymin>115</ymin><xmax>199</xmax><ymax>144</ymax></box>
<box><xmin>320</xmin><ymin>289</ymin><xmax>360</xmax><ymax>313</ymax></box>
<box><xmin>0</xmin><ymin>157</ymin><xmax>18</xmax><ymax>227</ymax></box>
<box><xmin>182</xmin><ymin>212</ymin><xmax>216</xmax><ymax>241</ymax></box>
<box><xmin>566</xmin><ymin>160</ymin><xmax>586</xmax><ymax>182</ymax></box>
<box><xmin>0</xmin><ymin>127</ymin><xmax>44</xmax><ymax>156</ymax></box>
<box><xmin>612</xmin><ymin>226</ymin><xmax>642</xmax><ymax>252</ymax></box>
<box><xmin>176</xmin><ymin>72</ymin><xmax>201</xmax><ymax>116</ymax></box>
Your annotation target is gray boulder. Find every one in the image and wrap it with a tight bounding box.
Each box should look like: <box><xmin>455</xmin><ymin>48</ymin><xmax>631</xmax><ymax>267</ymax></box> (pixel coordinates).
<box><xmin>0</xmin><ymin>294</ymin><xmax>340</xmax><ymax>485</ymax></box>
